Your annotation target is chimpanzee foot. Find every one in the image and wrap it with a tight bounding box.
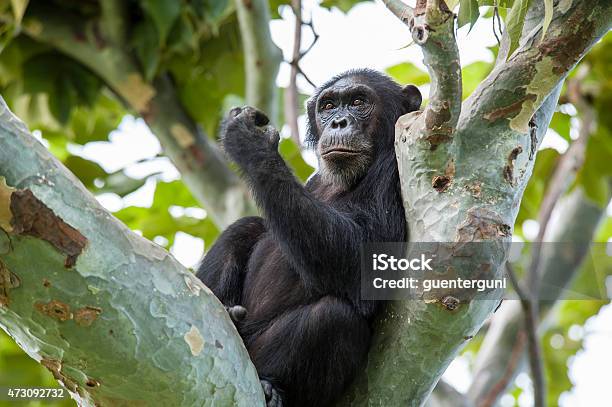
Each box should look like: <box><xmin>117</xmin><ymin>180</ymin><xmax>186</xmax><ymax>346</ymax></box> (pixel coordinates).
<box><xmin>225</xmin><ymin>305</ymin><xmax>247</xmax><ymax>323</ymax></box>
<box><xmin>260</xmin><ymin>379</ymin><xmax>283</xmax><ymax>407</ymax></box>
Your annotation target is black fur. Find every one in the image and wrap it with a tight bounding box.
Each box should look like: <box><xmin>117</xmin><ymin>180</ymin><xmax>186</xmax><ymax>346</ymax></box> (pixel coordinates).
<box><xmin>197</xmin><ymin>69</ymin><xmax>421</xmax><ymax>407</ymax></box>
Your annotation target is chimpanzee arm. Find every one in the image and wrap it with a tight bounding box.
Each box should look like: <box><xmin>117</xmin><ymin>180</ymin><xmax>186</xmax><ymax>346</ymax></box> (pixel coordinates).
<box><xmin>196</xmin><ymin>216</ymin><xmax>266</xmax><ymax>305</ymax></box>
<box><xmin>222</xmin><ymin>107</ymin><xmax>364</xmax><ymax>290</ymax></box>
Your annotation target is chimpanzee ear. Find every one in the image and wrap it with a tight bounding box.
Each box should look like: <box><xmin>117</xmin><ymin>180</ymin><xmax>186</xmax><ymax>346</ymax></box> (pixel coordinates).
<box><xmin>402</xmin><ymin>84</ymin><xmax>422</xmax><ymax>113</ymax></box>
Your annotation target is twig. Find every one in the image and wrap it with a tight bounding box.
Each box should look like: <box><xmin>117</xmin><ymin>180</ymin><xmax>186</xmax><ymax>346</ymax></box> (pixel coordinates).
<box><xmin>300</xmin><ymin>18</ymin><xmax>320</xmax><ymax>58</ymax></box>
<box><xmin>297</xmin><ymin>65</ymin><xmax>317</xmax><ymax>89</ymax></box>
<box><xmin>285</xmin><ymin>0</ymin><xmax>303</xmax><ymax>146</ymax></box>
<box><xmin>492</xmin><ymin>2</ymin><xmax>502</xmax><ymax>46</ymax></box>
<box><xmin>505</xmin><ymin>263</ymin><xmax>545</xmax><ymax>407</ymax></box>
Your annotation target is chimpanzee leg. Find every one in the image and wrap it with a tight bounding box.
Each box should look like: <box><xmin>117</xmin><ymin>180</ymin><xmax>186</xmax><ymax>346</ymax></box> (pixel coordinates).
<box><xmin>246</xmin><ymin>296</ymin><xmax>371</xmax><ymax>407</ymax></box>
<box><xmin>196</xmin><ymin>216</ymin><xmax>266</xmax><ymax>306</ymax></box>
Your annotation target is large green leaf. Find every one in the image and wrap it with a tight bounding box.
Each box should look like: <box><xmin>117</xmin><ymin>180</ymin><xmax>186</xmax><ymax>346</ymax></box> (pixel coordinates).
<box><xmin>97</xmin><ymin>171</ymin><xmax>149</xmax><ymax>197</ymax></box>
<box><xmin>461</xmin><ymin>61</ymin><xmax>493</xmax><ymax>98</ymax></box>
<box><xmin>385</xmin><ymin>63</ymin><xmax>430</xmax><ymax>86</ymax></box>
<box><xmin>139</xmin><ymin>0</ymin><xmax>181</xmax><ymax>45</ymax></box>
<box><xmin>132</xmin><ymin>18</ymin><xmax>161</xmax><ymax>82</ymax></box>
<box><xmin>320</xmin><ymin>0</ymin><xmax>371</xmax><ymax>13</ymax></box>
<box><xmin>9</xmin><ymin>0</ymin><xmax>28</xmax><ymax>24</ymax></box>
<box><xmin>63</xmin><ymin>155</ymin><xmax>107</xmax><ymax>189</ymax></box>
<box><xmin>279</xmin><ymin>138</ymin><xmax>315</xmax><ymax>182</ymax></box>
<box><xmin>549</xmin><ymin>111</ymin><xmax>571</xmax><ymax>141</ymax></box>
<box><xmin>505</xmin><ymin>0</ymin><xmax>532</xmax><ymax>58</ymax></box>
<box><xmin>515</xmin><ymin>148</ymin><xmax>560</xmax><ymax>226</ymax></box>
<box><xmin>541</xmin><ymin>0</ymin><xmax>553</xmax><ymax>40</ymax></box>
<box><xmin>457</xmin><ymin>0</ymin><xmax>480</xmax><ymax>30</ymax></box>
<box><xmin>575</xmin><ymin>138</ymin><xmax>612</xmax><ymax>207</ymax></box>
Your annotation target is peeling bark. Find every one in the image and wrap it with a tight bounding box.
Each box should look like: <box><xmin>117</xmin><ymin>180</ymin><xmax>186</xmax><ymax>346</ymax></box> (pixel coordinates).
<box><xmin>9</xmin><ymin>189</ymin><xmax>88</xmax><ymax>268</ymax></box>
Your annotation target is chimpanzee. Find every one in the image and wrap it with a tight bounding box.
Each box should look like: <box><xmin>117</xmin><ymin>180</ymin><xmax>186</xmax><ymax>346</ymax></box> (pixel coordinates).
<box><xmin>196</xmin><ymin>69</ymin><xmax>422</xmax><ymax>407</ymax></box>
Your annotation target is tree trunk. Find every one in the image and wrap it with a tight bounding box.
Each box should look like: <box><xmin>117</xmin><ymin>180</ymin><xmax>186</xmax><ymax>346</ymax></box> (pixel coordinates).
<box><xmin>339</xmin><ymin>1</ymin><xmax>611</xmax><ymax>405</ymax></box>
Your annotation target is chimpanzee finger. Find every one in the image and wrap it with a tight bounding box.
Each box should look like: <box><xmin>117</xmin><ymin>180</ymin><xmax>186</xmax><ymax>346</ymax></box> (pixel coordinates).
<box><xmin>262</xmin><ymin>125</ymin><xmax>280</xmax><ymax>147</ymax></box>
<box><xmin>237</xmin><ymin>106</ymin><xmax>270</xmax><ymax>128</ymax></box>
<box><xmin>254</xmin><ymin>110</ymin><xmax>270</xmax><ymax>127</ymax></box>
<box><xmin>229</xmin><ymin>107</ymin><xmax>243</xmax><ymax>119</ymax></box>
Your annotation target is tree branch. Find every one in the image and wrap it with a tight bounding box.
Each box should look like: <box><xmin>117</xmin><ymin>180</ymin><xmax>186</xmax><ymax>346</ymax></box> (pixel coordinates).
<box><xmin>383</xmin><ymin>0</ymin><xmax>462</xmax><ymax>140</ymax></box>
<box><xmin>468</xmin><ymin>186</ymin><xmax>608</xmax><ymax>407</ymax></box>
<box><xmin>286</xmin><ymin>0</ymin><xmax>303</xmax><ymax>146</ymax></box>
<box><xmin>0</xmin><ymin>98</ymin><xmax>264</xmax><ymax>406</ymax></box>
<box><xmin>21</xmin><ymin>4</ymin><xmax>256</xmax><ymax>228</ymax></box>
<box><xmin>468</xmin><ymin>74</ymin><xmax>599</xmax><ymax>406</ymax></box>
<box><xmin>506</xmin><ymin>263</ymin><xmax>545</xmax><ymax>407</ymax></box>
<box><xmin>234</xmin><ymin>0</ymin><xmax>283</xmax><ymax>121</ymax></box>
<box><xmin>464</xmin><ymin>1</ymin><xmax>611</xmax><ymax>134</ymax></box>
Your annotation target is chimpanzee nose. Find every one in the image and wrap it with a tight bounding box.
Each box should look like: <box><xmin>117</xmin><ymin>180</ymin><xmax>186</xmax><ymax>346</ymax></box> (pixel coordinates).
<box><xmin>331</xmin><ymin>116</ymin><xmax>348</xmax><ymax>129</ymax></box>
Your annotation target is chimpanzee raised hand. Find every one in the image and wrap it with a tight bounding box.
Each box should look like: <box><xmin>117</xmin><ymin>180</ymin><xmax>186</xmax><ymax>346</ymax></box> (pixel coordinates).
<box><xmin>197</xmin><ymin>69</ymin><xmax>422</xmax><ymax>407</ymax></box>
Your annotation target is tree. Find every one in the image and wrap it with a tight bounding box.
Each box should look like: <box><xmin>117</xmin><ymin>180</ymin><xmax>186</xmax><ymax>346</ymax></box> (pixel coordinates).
<box><xmin>0</xmin><ymin>1</ymin><xmax>610</xmax><ymax>406</ymax></box>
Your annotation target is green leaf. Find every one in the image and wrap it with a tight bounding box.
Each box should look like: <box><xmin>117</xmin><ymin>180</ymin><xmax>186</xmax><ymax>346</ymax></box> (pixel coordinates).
<box><xmin>198</xmin><ymin>0</ymin><xmax>230</xmax><ymax>23</ymax></box>
<box><xmin>139</xmin><ymin>0</ymin><xmax>181</xmax><ymax>45</ymax></box>
<box><xmin>278</xmin><ymin>138</ymin><xmax>315</xmax><ymax>182</ymax></box>
<box><xmin>97</xmin><ymin>171</ymin><xmax>149</xmax><ymax>197</ymax></box>
<box><xmin>268</xmin><ymin>0</ymin><xmax>291</xmax><ymax>19</ymax></box>
<box><xmin>549</xmin><ymin>111</ymin><xmax>571</xmax><ymax>141</ymax></box>
<box><xmin>461</xmin><ymin>61</ymin><xmax>492</xmax><ymax>98</ymax></box>
<box><xmin>49</xmin><ymin>75</ymin><xmax>75</xmax><ymax>125</ymax></box>
<box><xmin>516</xmin><ymin>148</ymin><xmax>560</xmax><ymax>225</ymax></box>
<box><xmin>457</xmin><ymin>0</ymin><xmax>480</xmax><ymax>30</ymax></box>
<box><xmin>63</xmin><ymin>155</ymin><xmax>107</xmax><ymax>189</ymax></box>
<box><xmin>385</xmin><ymin>63</ymin><xmax>430</xmax><ymax>86</ymax></box>
<box><xmin>505</xmin><ymin>0</ymin><xmax>532</xmax><ymax>58</ymax></box>
<box><xmin>9</xmin><ymin>0</ymin><xmax>28</xmax><ymax>24</ymax></box>
<box><xmin>320</xmin><ymin>0</ymin><xmax>369</xmax><ymax>13</ymax></box>
<box><xmin>132</xmin><ymin>19</ymin><xmax>160</xmax><ymax>81</ymax></box>
<box><xmin>541</xmin><ymin>0</ymin><xmax>553</xmax><ymax>40</ymax></box>
<box><xmin>21</xmin><ymin>52</ymin><xmax>102</xmax><ymax>125</ymax></box>
<box><xmin>575</xmin><ymin>126</ymin><xmax>612</xmax><ymax>207</ymax></box>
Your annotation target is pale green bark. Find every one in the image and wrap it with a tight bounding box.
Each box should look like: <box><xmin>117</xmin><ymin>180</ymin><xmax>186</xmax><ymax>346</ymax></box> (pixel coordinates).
<box><xmin>340</xmin><ymin>1</ymin><xmax>611</xmax><ymax>405</ymax></box>
<box><xmin>0</xmin><ymin>98</ymin><xmax>265</xmax><ymax>406</ymax></box>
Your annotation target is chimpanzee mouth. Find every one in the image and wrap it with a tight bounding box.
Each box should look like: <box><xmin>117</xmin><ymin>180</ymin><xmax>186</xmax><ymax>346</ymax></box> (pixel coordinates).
<box><xmin>321</xmin><ymin>147</ymin><xmax>362</xmax><ymax>158</ymax></box>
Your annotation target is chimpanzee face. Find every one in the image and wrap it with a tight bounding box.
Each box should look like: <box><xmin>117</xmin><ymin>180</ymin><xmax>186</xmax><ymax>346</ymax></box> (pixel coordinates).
<box><xmin>314</xmin><ymin>76</ymin><xmax>380</xmax><ymax>188</ymax></box>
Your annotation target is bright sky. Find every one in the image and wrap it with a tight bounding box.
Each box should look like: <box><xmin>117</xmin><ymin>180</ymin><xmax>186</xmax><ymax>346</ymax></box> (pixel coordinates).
<box><xmin>74</xmin><ymin>1</ymin><xmax>611</xmax><ymax>405</ymax></box>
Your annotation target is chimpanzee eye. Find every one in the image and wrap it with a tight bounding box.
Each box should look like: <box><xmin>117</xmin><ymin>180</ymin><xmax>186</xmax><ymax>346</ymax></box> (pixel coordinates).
<box><xmin>352</xmin><ymin>98</ymin><xmax>364</xmax><ymax>106</ymax></box>
<box><xmin>323</xmin><ymin>102</ymin><xmax>335</xmax><ymax>110</ymax></box>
